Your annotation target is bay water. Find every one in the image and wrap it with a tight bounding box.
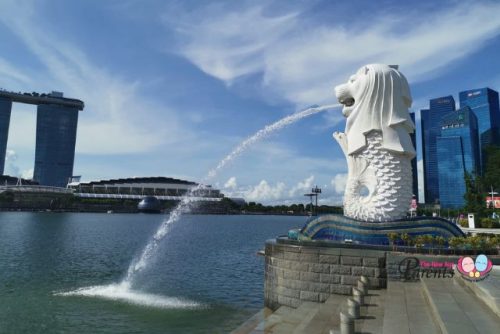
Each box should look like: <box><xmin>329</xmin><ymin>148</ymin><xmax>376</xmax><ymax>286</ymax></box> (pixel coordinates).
<box><xmin>0</xmin><ymin>212</ymin><xmax>305</xmax><ymax>333</ymax></box>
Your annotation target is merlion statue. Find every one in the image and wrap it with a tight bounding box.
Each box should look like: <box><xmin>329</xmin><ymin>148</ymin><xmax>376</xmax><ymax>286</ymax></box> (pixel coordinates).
<box><xmin>333</xmin><ymin>64</ymin><xmax>415</xmax><ymax>222</ymax></box>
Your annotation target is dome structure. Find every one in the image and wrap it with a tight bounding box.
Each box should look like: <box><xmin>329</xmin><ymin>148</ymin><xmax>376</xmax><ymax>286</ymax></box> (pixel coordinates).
<box><xmin>137</xmin><ymin>196</ymin><xmax>162</xmax><ymax>213</ymax></box>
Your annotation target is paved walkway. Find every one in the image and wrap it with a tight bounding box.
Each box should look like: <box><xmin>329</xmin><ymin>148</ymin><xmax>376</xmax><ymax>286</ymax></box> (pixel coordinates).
<box><xmin>422</xmin><ymin>276</ymin><xmax>500</xmax><ymax>333</ymax></box>
<box><xmin>233</xmin><ymin>266</ymin><xmax>500</xmax><ymax>334</ymax></box>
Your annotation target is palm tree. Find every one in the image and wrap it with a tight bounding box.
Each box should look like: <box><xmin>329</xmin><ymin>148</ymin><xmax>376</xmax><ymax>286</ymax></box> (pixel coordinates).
<box><xmin>435</xmin><ymin>236</ymin><xmax>445</xmax><ymax>254</ymax></box>
<box><xmin>415</xmin><ymin>235</ymin><xmax>425</xmax><ymax>251</ymax></box>
<box><xmin>448</xmin><ymin>236</ymin><xmax>464</xmax><ymax>255</ymax></box>
<box><xmin>387</xmin><ymin>232</ymin><xmax>399</xmax><ymax>251</ymax></box>
<box><xmin>401</xmin><ymin>233</ymin><xmax>411</xmax><ymax>248</ymax></box>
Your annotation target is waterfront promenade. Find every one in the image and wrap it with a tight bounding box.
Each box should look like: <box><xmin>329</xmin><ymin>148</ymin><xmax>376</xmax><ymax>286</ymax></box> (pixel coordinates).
<box><xmin>233</xmin><ymin>267</ymin><xmax>500</xmax><ymax>334</ymax></box>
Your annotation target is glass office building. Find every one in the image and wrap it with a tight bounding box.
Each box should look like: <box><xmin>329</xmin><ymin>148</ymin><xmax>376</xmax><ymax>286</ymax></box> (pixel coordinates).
<box><xmin>459</xmin><ymin>88</ymin><xmax>500</xmax><ymax>172</ymax></box>
<box><xmin>421</xmin><ymin>96</ymin><xmax>456</xmax><ymax>204</ymax></box>
<box><xmin>0</xmin><ymin>97</ymin><xmax>12</xmax><ymax>175</ymax></box>
<box><xmin>436</xmin><ymin>107</ymin><xmax>480</xmax><ymax>209</ymax></box>
<box><xmin>33</xmin><ymin>104</ymin><xmax>79</xmax><ymax>187</ymax></box>
<box><xmin>409</xmin><ymin>112</ymin><xmax>418</xmax><ymax>201</ymax></box>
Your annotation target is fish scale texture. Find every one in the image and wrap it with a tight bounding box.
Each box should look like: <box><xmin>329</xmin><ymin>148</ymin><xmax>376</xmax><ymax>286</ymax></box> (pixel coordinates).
<box><xmin>344</xmin><ymin>131</ymin><xmax>412</xmax><ymax>222</ymax></box>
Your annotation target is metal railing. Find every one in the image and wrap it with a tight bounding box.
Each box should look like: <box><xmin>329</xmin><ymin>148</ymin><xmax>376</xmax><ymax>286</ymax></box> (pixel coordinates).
<box><xmin>0</xmin><ymin>185</ymin><xmax>73</xmax><ymax>194</ymax></box>
<box><xmin>74</xmin><ymin>193</ymin><xmax>222</xmax><ymax>201</ymax></box>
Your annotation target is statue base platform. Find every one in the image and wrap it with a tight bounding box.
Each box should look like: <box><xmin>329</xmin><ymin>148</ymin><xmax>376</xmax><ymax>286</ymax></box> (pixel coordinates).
<box><xmin>288</xmin><ymin>214</ymin><xmax>465</xmax><ymax>245</ymax></box>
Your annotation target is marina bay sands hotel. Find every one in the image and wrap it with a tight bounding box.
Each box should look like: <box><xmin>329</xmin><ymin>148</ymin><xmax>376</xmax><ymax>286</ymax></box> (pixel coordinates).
<box><xmin>0</xmin><ymin>90</ymin><xmax>84</xmax><ymax>187</ymax></box>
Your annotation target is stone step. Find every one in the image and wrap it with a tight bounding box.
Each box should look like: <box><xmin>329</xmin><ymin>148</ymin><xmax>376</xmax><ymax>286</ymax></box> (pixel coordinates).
<box><xmin>293</xmin><ymin>293</ymin><xmax>349</xmax><ymax>334</ymax></box>
<box><xmin>230</xmin><ymin>308</ymin><xmax>274</xmax><ymax>334</ymax></box>
<box><xmin>244</xmin><ymin>302</ymin><xmax>319</xmax><ymax>334</ymax></box>
<box><xmin>382</xmin><ymin>281</ymin><xmax>439</xmax><ymax>334</ymax></box>
<box><xmin>267</xmin><ymin>302</ymin><xmax>319</xmax><ymax>333</ymax></box>
<box><xmin>421</xmin><ymin>277</ymin><xmax>500</xmax><ymax>334</ymax></box>
<box><xmin>454</xmin><ymin>266</ymin><xmax>500</xmax><ymax>318</ymax></box>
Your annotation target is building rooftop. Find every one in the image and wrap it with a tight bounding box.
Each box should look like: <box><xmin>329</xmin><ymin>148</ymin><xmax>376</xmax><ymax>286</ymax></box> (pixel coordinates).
<box><xmin>0</xmin><ymin>89</ymin><xmax>84</xmax><ymax>110</ymax></box>
<box><xmin>77</xmin><ymin>176</ymin><xmax>199</xmax><ymax>186</ymax></box>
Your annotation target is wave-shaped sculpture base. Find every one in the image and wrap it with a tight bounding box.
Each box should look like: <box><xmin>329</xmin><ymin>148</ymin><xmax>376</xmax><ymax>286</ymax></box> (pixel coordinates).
<box><xmin>290</xmin><ymin>214</ymin><xmax>465</xmax><ymax>245</ymax></box>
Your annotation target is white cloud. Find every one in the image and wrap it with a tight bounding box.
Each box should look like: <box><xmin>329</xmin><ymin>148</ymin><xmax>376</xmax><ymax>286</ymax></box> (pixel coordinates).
<box><xmin>289</xmin><ymin>175</ymin><xmax>314</xmax><ymax>196</ymax></box>
<box><xmin>168</xmin><ymin>6</ymin><xmax>298</xmax><ymax>84</ymax></box>
<box><xmin>166</xmin><ymin>2</ymin><xmax>500</xmax><ymax>106</ymax></box>
<box><xmin>331</xmin><ymin>173</ymin><xmax>347</xmax><ymax>194</ymax></box>
<box><xmin>224</xmin><ymin>176</ymin><xmax>237</xmax><ymax>190</ymax></box>
<box><xmin>244</xmin><ymin>180</ymin><xmax>286</xmax><ymax>201</ymax></box>
<box><xmin>0</xmin><ymin>57</ymin><xmax>32</xmax><ymax>86</ymax></box>
<box><xmin>21</xmin><ymin>168</ymin><xmax>33</xmax><ymax>179</ymax></box>
<box><xmin>4</xmin><ymin>149</ymin><xmax>20</xmax><ymax>176</ymax></box>
<box><xmin>0</xmin><ymin>0</ymin><xmax>188</xmax><ymax>155</ymax></box>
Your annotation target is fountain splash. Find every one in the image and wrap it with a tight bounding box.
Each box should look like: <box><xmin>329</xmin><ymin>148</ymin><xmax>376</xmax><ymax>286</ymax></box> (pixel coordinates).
<box><xmin>57</xmin><ymin>104</ymin><xmax>339</xmax><ymax>307</ymax></box>
<box><xmin>124</xmin><ymin>103</ymin><xmax>339</xmax><ymax>283</ymax></box>
<box><xmin>55</xmin><ymin>281</ymin><xmax>202</xmax><ymax>309</ymax></box>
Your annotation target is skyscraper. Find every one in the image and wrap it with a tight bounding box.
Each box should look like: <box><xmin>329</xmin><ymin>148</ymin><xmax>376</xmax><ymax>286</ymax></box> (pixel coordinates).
<box><xmin>409</xmin><ymin>112</ymin><xmax>418</xmax><ymax>202</ymax></box>
<box><xmin>0</xmin><ymin>97</ymin><xmax>12</xmax><ymax>175</ymax></box>
<box><xmin>437</xmin><ymin>107</ymin><xmax>480</xmax><ymax>208</ymax></box>
<box><xmin>33</xmin><ymin>103</ymin><xmax>79</xmax><ymax>187</ymax></box>
<box><xmin>459</xmin><ymin>88</ymin><xmax>500</xmax><ymax>172</ymax></box>
<box><xmin>421</xmin><ymin>96</ymin><xmax>456</xmax><ymax>204</ymax></box>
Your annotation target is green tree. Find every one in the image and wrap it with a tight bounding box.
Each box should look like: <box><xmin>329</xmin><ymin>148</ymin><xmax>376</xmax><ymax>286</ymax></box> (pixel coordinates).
<box><xmin>464</xmin><ymin>172</ymin><xmax>486</xmax><ymax>218</ymax></box>
<box><xmin>483</xmin><ymin>145</ymin><xmax>500</xmax><ymax>190</ymax></box>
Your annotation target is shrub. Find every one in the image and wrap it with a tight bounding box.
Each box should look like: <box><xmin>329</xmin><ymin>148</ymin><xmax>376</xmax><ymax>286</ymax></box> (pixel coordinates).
<box><xmin>458</xmin><ymin>218</ymin><xmax>469</xmax><ymax>228</ymax></box>
<box><xmin>414</xmin><ymin>235</ymin><xmax>425</xmax><ymax>249</ymax></box>
<box><xmin>449</xmin><ymin>236</ymin><xmax>465</xmax><ymax>251</ymax></box>
<box><xmin>422</xmin><ymin>234</ymin><xmax>434</xmax><ymax>246</ymax></box>
<box><xmin>401</xmin><ymin>233</ymin><xmax>410</xmax><ymax>246</ymax></box>
<box><xmin>387</xmin><ymin>232</ymin><xmax>399</xmax><ymax>243</ymax></box>
<box><xmin>479</xmin><ymin>218</ymin><xmax>499</xmax><ymax>228</ymax></box>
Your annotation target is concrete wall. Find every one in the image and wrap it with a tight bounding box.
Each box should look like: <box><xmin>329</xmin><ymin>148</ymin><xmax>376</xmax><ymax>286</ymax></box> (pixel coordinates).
<box><xmin>264</xmin><ymin>240</ymin><xmax>387</xmax><ymax>310</ymax></box>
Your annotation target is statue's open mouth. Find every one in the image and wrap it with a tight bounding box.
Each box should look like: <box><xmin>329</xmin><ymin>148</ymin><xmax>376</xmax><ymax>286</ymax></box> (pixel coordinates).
<box><xmin>341</xmin><ymin>97</ymin><xmax>355</xmax><ymax>107</ymax></box>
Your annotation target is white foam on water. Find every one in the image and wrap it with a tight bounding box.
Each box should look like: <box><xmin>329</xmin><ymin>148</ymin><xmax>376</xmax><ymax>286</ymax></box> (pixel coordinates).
<box><xmin>55</xmin><ymin>282</ymin><xmax>203</xmax><ymax>309</ymax></box>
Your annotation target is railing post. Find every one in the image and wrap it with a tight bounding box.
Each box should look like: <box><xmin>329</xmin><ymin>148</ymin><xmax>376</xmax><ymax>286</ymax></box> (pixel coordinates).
<box><xmin>340</xmin><ymin>311</ymin><xmax>354</xmax><ymax>334</ymax></box>
<box><xmin>352</xmin><ymin>287</ymin><xmax>364</xmax><ymax>306</ymax></box>
<box><xmin>347</xmin><ymin>298</ymin><xmax>360</xmax><ymax>319</ymax></box>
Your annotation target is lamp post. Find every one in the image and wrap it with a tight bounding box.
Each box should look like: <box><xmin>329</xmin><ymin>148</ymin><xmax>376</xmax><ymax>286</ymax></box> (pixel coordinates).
<box><xmin>312</xmin><ymin>186</ymin><xmax>322</xmax><ymax>215</ymax></box>
<box><xmin>304</xmin><ymin>193</ymin><xmax>314</xmax><ymax>216</ymax></box>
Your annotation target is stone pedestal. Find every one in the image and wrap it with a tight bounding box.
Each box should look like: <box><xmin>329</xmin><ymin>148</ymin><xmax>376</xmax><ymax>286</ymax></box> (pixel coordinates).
<box><xmin>264</xmin><ymin>238</ymin><xmax>387</xmax><ymax>310</ymax></box>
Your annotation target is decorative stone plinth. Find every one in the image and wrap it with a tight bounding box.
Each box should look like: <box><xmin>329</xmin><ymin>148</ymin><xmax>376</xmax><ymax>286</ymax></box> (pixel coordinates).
<box><xmin>293</xmin><ymin>214</ymin><xmax>464</xmax><ymax>245</ymax></box>
<box><xmin>264</xmin><ymin>238</ymin><xmax>387</xmax><ymax>310</ymax></box>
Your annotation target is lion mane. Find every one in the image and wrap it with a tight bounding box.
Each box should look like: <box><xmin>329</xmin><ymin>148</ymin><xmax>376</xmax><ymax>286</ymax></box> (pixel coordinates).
<box><xmin>335</xmin><ymin>64</ymin><xmax>416</xmax><ymax>158</ymax></box>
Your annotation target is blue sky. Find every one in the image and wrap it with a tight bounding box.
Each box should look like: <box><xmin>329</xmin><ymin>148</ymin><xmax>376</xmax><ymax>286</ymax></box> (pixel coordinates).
<box><xmin>1</xmin><ymin>0</ymin><xmax>500</xmax><ymax>205</ymax></box>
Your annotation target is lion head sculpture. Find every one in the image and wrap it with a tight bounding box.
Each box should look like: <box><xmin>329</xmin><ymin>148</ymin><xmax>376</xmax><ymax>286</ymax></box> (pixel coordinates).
<box><xmin>334</xmin><ymin>64</ymin><xmax>416</xmax><ymax>158</ymax></box>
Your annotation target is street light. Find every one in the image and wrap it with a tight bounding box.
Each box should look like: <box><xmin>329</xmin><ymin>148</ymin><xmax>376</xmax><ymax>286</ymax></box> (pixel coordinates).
<box><xmin>311</xmin><ymin>186</ymin><xmax>322</xmax><ymax>215</ymax></box>
<box><xmin>304</xmin><ymin>193</ymin><xmax>314</xmax><ymax>216</ymax></box>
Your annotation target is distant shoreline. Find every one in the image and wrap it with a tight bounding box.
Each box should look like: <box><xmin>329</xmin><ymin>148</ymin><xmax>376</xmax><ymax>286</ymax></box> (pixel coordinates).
<box><xmin>0</xmin><ymin>207</ymin><xmax>316</xmax><ymax>216</ymax></box>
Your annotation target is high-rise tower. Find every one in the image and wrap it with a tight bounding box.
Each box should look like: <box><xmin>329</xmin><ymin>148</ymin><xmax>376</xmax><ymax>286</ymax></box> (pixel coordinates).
<box><xmin>409</xmin><ymin>112</ymin><xmax>418</xmax><ymax>202</ymax></box>
<box><xmin>459</xmin><ymin>88</ymin><xmax>500</xmax><ymax>172</ymax></box>
<box><xmin>0</xmin><ymin>97</ymin><xmax>12</xmax><ymax>175</ymax></box>
<box><xmin>437</xmin><ymin>107</ymin><xmax>480</xmax><ymax>208</ymax></box>
<box><xmin>0</xmin><ymin>90</ymin><xmax>83</xmax><ymax>186</ymax></box>
<box><xmin>34</xmin><ymin>100</ymin><xmax>79</xmax><ymax>187</ymax></box>
<box><xmin>421</xmin><ymin>96</ymin><xmax>456</xmax><ymax>204</ymax></box>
